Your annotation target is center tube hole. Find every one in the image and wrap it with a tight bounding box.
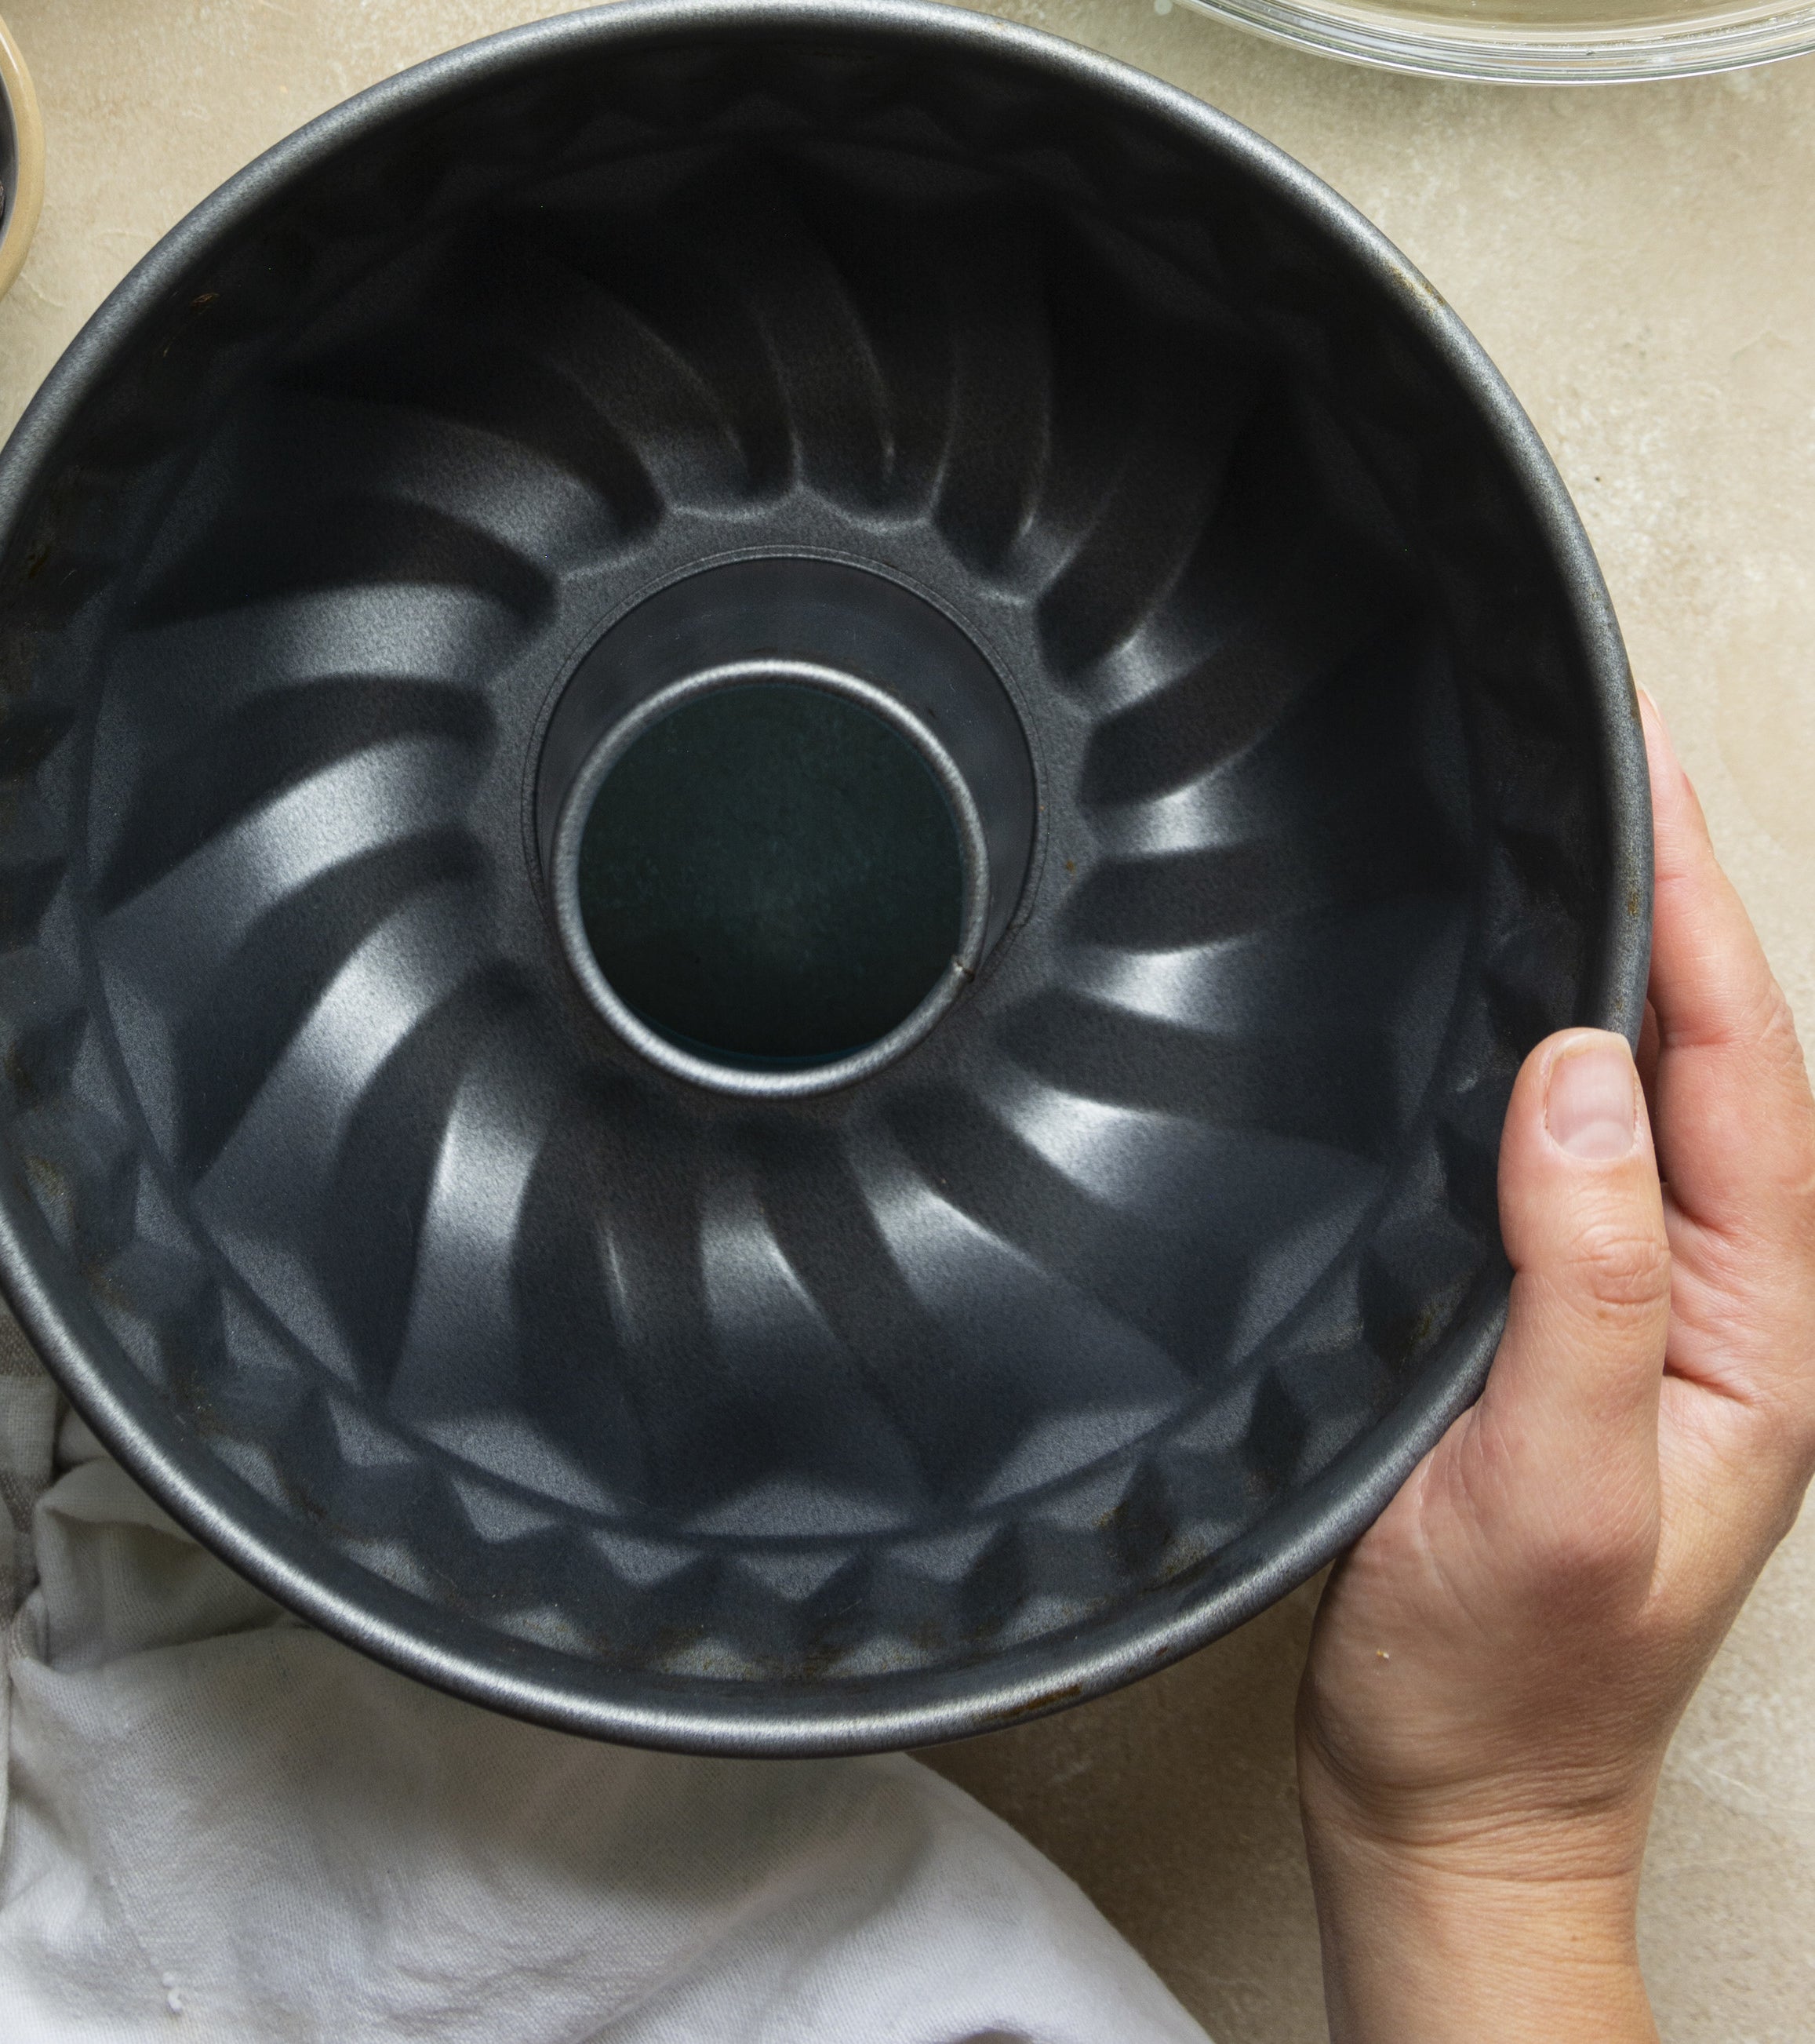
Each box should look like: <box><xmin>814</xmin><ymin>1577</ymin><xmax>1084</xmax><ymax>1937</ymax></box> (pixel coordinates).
<box><xmin>577</xmin><ymin>682</ymin><xmax>967</xmax><ymax>1067</ymax></box>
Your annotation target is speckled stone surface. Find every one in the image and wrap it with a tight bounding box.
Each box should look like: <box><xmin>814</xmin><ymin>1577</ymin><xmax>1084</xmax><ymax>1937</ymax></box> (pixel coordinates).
<box><xmin>0</xmin><ymin>5</ymin><xmax>1810</xmax><ymax>2039</ymax></box>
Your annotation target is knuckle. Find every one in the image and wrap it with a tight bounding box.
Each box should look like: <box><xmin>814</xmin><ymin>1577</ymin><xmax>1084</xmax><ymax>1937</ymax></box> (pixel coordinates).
<box><xmin>1756</xmin><ymin>980</ymin><xmax>1807</xmax><ymax>1076</ymax></box>
<box><xmin>1774</xmin><ymin>1407</ymin><xmax>1815</xmax><ymax>1515</ymax></box>
<box><xmin>1526</xmin><ymin>1495</ymin><xmax>1657</xmax><ymax>1607</ymax></box>
<box><xmin>1568</xmin><ymin>1219</ymin><xmax>1672</xmax><ymax>1317</ymax></box>
<box><xmin>1755</xmin><ymin>993</ymin><xmax>1815</xmax><ymax>1176</ymax></box>
<box><xmin>1784</xmin><ymin>1144</ymin><xmax>1815</xmax><ymax>1238</ymax></box>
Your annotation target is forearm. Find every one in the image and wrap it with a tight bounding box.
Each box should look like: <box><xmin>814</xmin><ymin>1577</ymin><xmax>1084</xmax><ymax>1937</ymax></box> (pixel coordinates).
<box><xmin>1302</xmin><ymin>1822</ymin><xmax>1657</xmax><ymax>2044</ymax></box>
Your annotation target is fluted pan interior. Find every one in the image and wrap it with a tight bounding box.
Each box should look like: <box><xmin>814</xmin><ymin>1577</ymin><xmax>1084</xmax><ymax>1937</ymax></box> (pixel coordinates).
<box><xmin>0</xmin><ymin>2</ymin><xmax>1646</xmax><ymax>1751</ymax></box>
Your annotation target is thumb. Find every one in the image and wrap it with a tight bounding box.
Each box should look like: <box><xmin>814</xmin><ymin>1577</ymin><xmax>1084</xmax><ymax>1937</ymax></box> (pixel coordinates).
<box><xmin>1481</xmin><ymin>1030</ymin><xmax>1671</xmax><ymax>1511</ymax></box>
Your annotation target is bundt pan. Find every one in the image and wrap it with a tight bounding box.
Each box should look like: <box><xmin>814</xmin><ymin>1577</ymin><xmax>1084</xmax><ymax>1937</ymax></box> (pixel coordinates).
<box><xmin>0</xmin><ymin>0</ymin><xmax>1648</xmax><ymax>1753</ymax></box>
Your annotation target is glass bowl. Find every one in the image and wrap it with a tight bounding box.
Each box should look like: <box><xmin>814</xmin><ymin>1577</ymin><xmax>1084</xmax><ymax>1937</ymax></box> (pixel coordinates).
<box><xmin>1180</xmin><ymin>0</ymin><xmax>1815</xmax><ymax>80</ymax></box>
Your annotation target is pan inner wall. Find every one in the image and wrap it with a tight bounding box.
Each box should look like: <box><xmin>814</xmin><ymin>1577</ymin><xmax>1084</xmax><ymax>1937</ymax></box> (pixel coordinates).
<box><xmin>0</xmin><ymin>41</ymin><xmax>1605</xmax><ymax>1700</ymax></box>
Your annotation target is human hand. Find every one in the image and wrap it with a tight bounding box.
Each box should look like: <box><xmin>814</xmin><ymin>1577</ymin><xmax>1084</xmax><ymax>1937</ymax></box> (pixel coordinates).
<box><xmin>1295</xmin><ymin>693</ymin><xmax>1815</xmax><ymax>2044</ymax></box>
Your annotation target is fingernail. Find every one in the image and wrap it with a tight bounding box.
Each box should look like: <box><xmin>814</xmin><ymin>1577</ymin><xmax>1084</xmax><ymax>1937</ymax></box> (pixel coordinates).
<box><xmin>1546</xmin><ymin>1037</ymin><xmax>1638</xmax><ymax>1161</ymax></box>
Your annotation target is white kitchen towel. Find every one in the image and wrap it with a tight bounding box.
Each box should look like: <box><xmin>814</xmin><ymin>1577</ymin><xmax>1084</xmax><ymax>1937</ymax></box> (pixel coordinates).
<box><xmin>0</xmin><ymin>1312</ymin><xmax>1209</xmax><ymax>2044</ymax></box>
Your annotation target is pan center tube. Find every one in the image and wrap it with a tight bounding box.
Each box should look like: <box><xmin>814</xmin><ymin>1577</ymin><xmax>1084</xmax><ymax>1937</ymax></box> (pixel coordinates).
<box><xmin>536</xmin><ymin>558</ymin><xmax>1035</xmax><ymax>1098</ymax></box>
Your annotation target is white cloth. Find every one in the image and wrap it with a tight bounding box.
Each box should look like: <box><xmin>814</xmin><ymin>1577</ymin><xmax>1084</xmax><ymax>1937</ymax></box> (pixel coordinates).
<box><xmin>0</xmin><ymin>1311</ymin><xmax>1208</xmax><ymax>2043</ymax></box>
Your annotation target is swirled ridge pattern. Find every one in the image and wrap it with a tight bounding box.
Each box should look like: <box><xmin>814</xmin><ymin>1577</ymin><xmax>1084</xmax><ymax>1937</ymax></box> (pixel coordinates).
<box><xmin>0</xmin><ymin>20</ymin><xmax>1617</xmax><ymax>1743</ymax></box>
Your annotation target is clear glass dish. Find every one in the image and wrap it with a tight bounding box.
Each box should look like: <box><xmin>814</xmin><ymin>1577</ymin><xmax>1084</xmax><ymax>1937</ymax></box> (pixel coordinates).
<box><xmin>1180</xmin><ymin>0</ymin><xmax>1815</xmax><ymax>79</ymax></box>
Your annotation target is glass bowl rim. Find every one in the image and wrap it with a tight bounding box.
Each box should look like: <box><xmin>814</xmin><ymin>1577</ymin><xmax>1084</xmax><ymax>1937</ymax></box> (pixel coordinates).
<box><xmin>1180</xmin><ymin>0</ymin><xmax>1815</xmax><ymax>82</ymax></box>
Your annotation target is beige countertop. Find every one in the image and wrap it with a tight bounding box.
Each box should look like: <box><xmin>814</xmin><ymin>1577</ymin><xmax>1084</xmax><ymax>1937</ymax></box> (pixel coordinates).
<box><xmin>2</xmin><ymin>4</ymin><xmax>1810</xmax><ymax>2039</ymax></box>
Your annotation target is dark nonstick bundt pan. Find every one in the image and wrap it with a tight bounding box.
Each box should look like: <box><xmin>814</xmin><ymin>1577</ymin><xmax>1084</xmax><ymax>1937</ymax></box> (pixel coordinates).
<box><xmin>0</xmin><ymin>0</ymin><xmax>1648</xmax><ymax>1753</ymax></box>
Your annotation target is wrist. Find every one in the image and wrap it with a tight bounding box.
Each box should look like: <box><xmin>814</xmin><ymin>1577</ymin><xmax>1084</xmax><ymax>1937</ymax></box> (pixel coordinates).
<box><xmin>1296</xmin><ymin>1728</ymin><xmax>1657</xmax><ymax>1886</ymax></box>
<box><xmin>1298</xmin><ymin>1740</ymin><xmax>1657</xmax><ymax>2044</ymax></box>
<box><xmin>1300</xmin><ymin>1816</ymin><xmax>1654</xmax><ymax>2044</ymax></box>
